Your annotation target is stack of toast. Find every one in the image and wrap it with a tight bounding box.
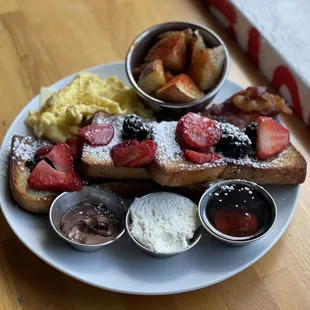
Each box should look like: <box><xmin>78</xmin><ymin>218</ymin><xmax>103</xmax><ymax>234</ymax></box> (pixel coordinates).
<box><xmin>80</xmin><ymin>112</ymin><xmax>306</xmax><ymax>186</ymax></box>
<box><xmin>9</xmin><ymin>112</ymin><xmax>307</xmax><ymax>213</ymax></box>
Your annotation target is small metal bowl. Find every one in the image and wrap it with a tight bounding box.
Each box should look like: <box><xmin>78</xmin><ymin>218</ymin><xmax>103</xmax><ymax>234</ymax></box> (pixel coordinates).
<box><xmin>125</xmin><ymin>21</ymin><xmax>230</xmax><ymax>116</ymax></box>
<box><xmin>125</xmin><ymin>193</ymin><xmax>204</xmax><ymax>258</ymax></box>
<box><xmin>198</xmin><ymin>180</ymin><xmax>277</xmax><ymax>246</ymax></box>
<box><xmin>49</xmin><ymin>186</ymin><xmax>127</xmax><ymax>252</ymax></box>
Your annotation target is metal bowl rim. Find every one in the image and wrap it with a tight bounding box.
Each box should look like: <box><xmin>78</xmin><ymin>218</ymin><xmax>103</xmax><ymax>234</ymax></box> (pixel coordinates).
<box><xmin>125</xmin><ymin>192</ymin><xmax>204</xmax><ymax>256</ymax></box>
<box><xmin>49</xmin><ymin>186</ymin><xmax>127</xmax><ymax>249</ymax></box>
<box><xmin>198</xmin><ymin>180</ymin><xmax>278</xmax><ymax>245</ymax></box>
<box><xmin>125</xmin><ymin>21</ymin><xmax>230</xmax><ymax>109</ymax></box>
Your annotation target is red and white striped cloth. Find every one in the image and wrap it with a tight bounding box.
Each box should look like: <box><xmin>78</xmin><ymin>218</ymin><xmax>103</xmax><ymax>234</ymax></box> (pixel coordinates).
<box><xmin>205</xmin><ymin>0</ymin><xmax>310</xmax><ymax>128</ymax></box>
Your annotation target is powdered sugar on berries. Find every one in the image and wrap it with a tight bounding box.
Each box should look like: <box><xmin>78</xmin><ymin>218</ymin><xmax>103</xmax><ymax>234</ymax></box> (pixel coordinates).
<box><xmin>152</xmin><ymin>121</ymin><xmax>225</xmax><ymax>169</ymax></box>
<box><xmin>82</xmin><ymin>115</ymin><xmax>124</xmax><ymax>163</ymax></box>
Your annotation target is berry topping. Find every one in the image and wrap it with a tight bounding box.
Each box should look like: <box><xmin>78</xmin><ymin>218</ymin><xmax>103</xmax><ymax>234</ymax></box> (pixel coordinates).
<box><xmin>28</xmin><ymin>142</ymin><xmax>83</xmax><ymax>192</ymax></box>
<box><xmin>66</xmin><ymin>135</ymin><xmax>83</xmax><ymax>160</ymax></box>
<box><xmin>215</xmin><ymin>123</ymin><xmax>251</xmax><ymax>159</ymax></box>
<box><xmin>256</xmin><ymin>117</ymin><xmax>289</xmax><ymax>160</ymax></box>
<box><xmin>111</xmin><ymin>139</ymin><xmax>156</xmax><ymax>168</ymax></box>
<box><xmin>25</xmin><ymin>156</ymin><xmax>55</xmax><ymax>172</ymax></box>
<box><xmin>245</xmin><ymin>122</ymin><xmax>258</xmax><ymax>146</ymax></box>
<box><xmin>185</xmin><ymin>150</ymin><xmax>222</xmax><ymax>164</ymax></box>
<box><xmin>46</xmin><ymin>142</ymin><xmax>75</xmax><ymax>173</ymax></box>
<box><xmin>35</xmin><ymin>145</ymin><xmax>54</xmax><ymax>158</ymax></box>
<box><xmin>78</xmin><ymin>124</ymin><xmax>114</xmax><ymax>146</ymax></box>
<box><xmin>27</xmin><ymin>160</ymin><xmax>83</xmax><ymax>192</ymax></box>
<box><xmin>123</xmin><ymin>115</ymin><xmax>151</xmax><ymax>140</ymax></box>
<box><xmin>176</xmin><ymin>113</ymin><xmax>221</xmax><ymax>151</ymax></box>
<box><xmin>245</xmin><ymin>121</ymin><xmax>258</xmax><ymax>157</ymax></box>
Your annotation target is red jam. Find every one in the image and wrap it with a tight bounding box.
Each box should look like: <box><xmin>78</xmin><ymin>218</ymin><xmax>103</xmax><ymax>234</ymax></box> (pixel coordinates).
<box><xmin>206</xmin><ymin>184</ymin><xmax>269</xmax><ymax>237</ymax></box>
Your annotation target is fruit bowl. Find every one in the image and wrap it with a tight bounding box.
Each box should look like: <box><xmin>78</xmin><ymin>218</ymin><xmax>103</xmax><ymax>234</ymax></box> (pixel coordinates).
<box><xmin>125</xmin><ymin>21</ymin><xmax>230</xmax><ymax>116</ymax></box>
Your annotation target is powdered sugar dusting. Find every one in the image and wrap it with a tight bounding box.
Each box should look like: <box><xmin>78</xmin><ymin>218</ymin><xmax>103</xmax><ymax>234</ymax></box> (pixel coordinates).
<box><xmin>219</xmin><ymin>122</ymin><xmax>251</xmax><ymax>146</ymax></box>
<box><xmin>82</xmin><ymin>115</ymin><xmax>124</xmax><ymax>163</ymax></box>
<box><xmin>152</xmin><ymin>122</ymin><xmax>225</xmax><ymax>170</ymax></box>
<box><xmin>12</xmin><ymin>136</ymin><xmax>42</xmax><ymax>162</ymax></box>
<box><xmin>152</xmin><ymin>120</ymin><xmax>288</xmax><ymax>170</ymax></box>
<box><xmin>223</xmin><ymin>148</ymin><xmax>288</xmax><ymax>168</ymax></box>
<box><xmin>153</xmin><ymin>121</ymin><xmax>183</xmax><ymax>162</ymax></box>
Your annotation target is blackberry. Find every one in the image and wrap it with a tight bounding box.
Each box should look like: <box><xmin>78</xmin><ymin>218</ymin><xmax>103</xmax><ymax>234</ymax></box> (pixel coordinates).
<box><xmin>25</xmin><ymin>157</ymin><xmax>55</xmax><ymax>172</ymax></box>
<box><xmin>245</xmin><ymin>122</ymin><xmax>258</xmax><ymax>157</ymax></box>
<box><xmin>245</xmin><ymin>122</ymin><xmax>258</xmax><ymax>146</ymax></box>
<box><xmin>123</xmin><ymin>115</ymin><xmax>150</xmax><ymax>140</ymax></box>
<box><xmin>215</xmin><ymin>123</ymin><xmax>252</xmax><ymax>159</ymax></box>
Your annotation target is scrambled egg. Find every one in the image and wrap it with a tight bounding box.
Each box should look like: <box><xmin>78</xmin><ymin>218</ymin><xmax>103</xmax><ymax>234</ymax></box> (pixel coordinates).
<box><xmin>26</xmin><ymin>72</ymin><xmax>154</xmax><ymax>143</ymax></box>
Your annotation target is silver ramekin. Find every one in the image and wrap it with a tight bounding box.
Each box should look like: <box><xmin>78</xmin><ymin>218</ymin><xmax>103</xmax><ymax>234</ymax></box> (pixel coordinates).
<box><xmin>125</xmin><ymin>192</ymin><xmax>204</xmax><ymax>258</ymax></box>
<box><xmin>49</xmin><ymin>186</ymin><xmax>127</xmax><ymax>252</ymax></box>
<box><xmin>198</xmin><ymin>180</ymin><xmax>277</xmax><ymax>246</ymax></box>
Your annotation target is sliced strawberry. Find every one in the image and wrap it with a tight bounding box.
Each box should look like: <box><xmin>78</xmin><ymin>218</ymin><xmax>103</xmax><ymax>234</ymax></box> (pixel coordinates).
<box><xmin>126</xmin><ymin>140</ymin><xmax>156</xmax><ymax>168</ymax></box>
<box><xmin>111</xmin><ymin>139</ymin><xmax>156</xmax><ymax>168</ymax></box>
<box><xmin>256</xmin><ymin>117</ymin><xmax>290</xmax><ymax>160</ymax></box>
<box><xmin>68</xmin><ymin>172</ymin><xmax>84</xmax><ymax>192</ymax></box>
<box><xmin>27</xmin><ymin>160</ymin><xmax>83</xmax><ymax>192</ymax></box>
<box><xmin>175</xmin><ymin>122</ymin><xmax>189</xmax><ymax>150</ymax></box>
<box><xmin>78</xmin><ymin>124</ymin><xmax>114</xmax><ymax>146</ymax></box>
<box><xmin>176</xmin><ymin>113</ymin><xmax>221</xmax><ymax>151</ymax></box>
<box><xmin>185</xmin><ymin>149</ymin><xmax>222</xmax><ymax>164</ymax></box>
<box><xmin>35</xmin><ymin>145</ymin><xmax>54</xmax><ymax>157</ymax></box>
<box><xmin>46</xmin><ymin>142</ymin><xmax>74</xmax><ymax>173</ymax></box>
<box><xmin>66</xmin><ymin>135</ymin><xmax>83</xmax><ymax>160</ymax></box>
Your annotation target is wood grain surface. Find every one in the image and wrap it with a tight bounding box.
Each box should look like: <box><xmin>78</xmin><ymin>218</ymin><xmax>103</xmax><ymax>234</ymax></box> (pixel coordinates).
<box><xmin>0</xmin><ymin>1</ymin><xmax>309</xmax><ymax>309</ymax></box>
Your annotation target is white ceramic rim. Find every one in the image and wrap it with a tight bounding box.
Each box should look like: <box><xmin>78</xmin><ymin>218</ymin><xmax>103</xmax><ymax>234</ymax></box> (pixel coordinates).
<box><xmin>0</xmin><ymin>61</ymin><xmax>300</xmax><ymax>295</ymax></box>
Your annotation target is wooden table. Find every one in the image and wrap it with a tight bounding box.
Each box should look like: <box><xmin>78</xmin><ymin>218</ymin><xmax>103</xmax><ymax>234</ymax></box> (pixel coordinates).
<box><xmin>0</xmin><ymin>1</ymin><xmax>309</xmax><ymax>309</ymax></box>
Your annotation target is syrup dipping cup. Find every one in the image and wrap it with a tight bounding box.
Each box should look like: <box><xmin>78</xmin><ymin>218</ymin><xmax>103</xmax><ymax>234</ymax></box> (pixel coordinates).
<box><xmin>198</xmin><ymin>180</ymin><xmax>277</xmax><ymax>246</ymax></box>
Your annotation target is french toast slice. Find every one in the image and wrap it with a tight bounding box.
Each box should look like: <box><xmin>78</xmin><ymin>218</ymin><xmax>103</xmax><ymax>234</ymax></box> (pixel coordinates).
<box><xmin>220</xmin><ymin>144</ymin><xmax>306</xmax><ymax>184</ymax></box>
<box><xmin>147</xmin><ymin>121</ymin><xmax>307</xmax><ymax>186</ymax></box>
<box><xmin>9</xmin><ymin>136</ymin><xmax>58</xmax><ymax>213</ymax></box>
<box><xmin>148</xmin><ymin>121</ymin><xmax>227</xmax><ymax>186</ymax></box>
<box><xmin>80</xmin><ymin>112</ymin><xmax>150</xmax><ymax>179</ymax></box>
<box><xmin>81</xmin><ymin>112</ymin><xmax>306</xmax><ymax>186</ymax></box>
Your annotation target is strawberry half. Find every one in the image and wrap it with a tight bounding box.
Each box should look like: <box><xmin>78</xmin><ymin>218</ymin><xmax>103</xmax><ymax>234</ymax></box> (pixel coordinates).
<box><xmin>66</xmin><ymin>135</ymin><xmax>83</xmax><ymax>160</ymax></box>
<box><xmin>27</xmin><ymin>160</ymin><xmax>83</xmax><ymax>192</ymax></box>
<box><xmin>78</xmin><ymin>124</ymin><xmax>114</xmax><ymax>146</ymax></box>
<box><xmin>176</xmin><ymin>113</ymin><xmax>221</xmax><ymax>151</ymax></box>
<box><xmin>35</xmin><ymin>145</ymin><xmax>55</xmax><ymax>157</ymax></box>
<box><xmin>111</xmin><ymin>139</ymin><xmax>156</xmax><ymax>168</ymax></box>
<box><xmin>256</xmin><ymin>117</ymin><xmax>290</xmax><ymax>160</ymax></box>
<box><xmin>46</xmin><ymin>142</ymin><xmax>74</xmax><ymax>173</ymax></box>
<box><xmin>185</xmin><ymin>150</ymin><xmax>222</xmax><ymax>164</ymax></box>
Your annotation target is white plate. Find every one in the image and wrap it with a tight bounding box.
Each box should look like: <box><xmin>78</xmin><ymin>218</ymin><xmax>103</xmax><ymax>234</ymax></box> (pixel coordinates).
<box><xmin>0</xmin><ymin>62</ymin><xmax>299</xmax><ymax>295</ymax></box>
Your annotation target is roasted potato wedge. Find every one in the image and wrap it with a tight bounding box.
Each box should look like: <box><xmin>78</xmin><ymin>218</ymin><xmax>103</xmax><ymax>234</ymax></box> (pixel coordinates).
<box><xmin>164</xmin><ymin>71</ymin><xmax>174</xmax><ymax>82</ymax></box>
<box><xmin>133</xmin><ymin>63</ymin><xmax>148</xmax><ymax>78</ymax></box>
<box><xmin>155</xmin><ymin>74</ymin><xmax>204</xmax><ymax>103</ymax></box>
<box><xmin>156</xmin><ymin>28</ymin><xmax>193</xmax><ymax>44</ymax></box>
<box><xmin>138</xmin><ymin>59</ymin><xmax>166</xmax><ymax>94</ymax></box>
<box><xmin>145</xmin><ymin>32</ymin><xmax>186</xmax><ymax>72</ymax></box>
<box><xmin>189</xmin><ymin>46</ymin><xmax>225</xmax><ymax>91</ymax></box>
<box><xmin>189</xmin><ymin>30</ymin><xmax>206</xmax><ymax>61</ymax></box>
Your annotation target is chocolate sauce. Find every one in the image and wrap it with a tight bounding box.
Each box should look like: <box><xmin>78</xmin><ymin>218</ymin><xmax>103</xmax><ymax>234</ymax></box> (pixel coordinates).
<box><xmin>206</xmin><ymin>184</ymin><xmax>270</xmax><ymax>237</ymax></box>
<box><xmin>60</xmin><ymin>202</ymin><xmax>119</xmax><ymax>244</ymax></box>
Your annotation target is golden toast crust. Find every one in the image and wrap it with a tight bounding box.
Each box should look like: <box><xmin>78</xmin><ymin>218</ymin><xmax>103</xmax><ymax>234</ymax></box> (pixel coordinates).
<box><xmin>9</xmin><ymin>136</ymin><xmax>58</xmax><ymax>213</ymax></box>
